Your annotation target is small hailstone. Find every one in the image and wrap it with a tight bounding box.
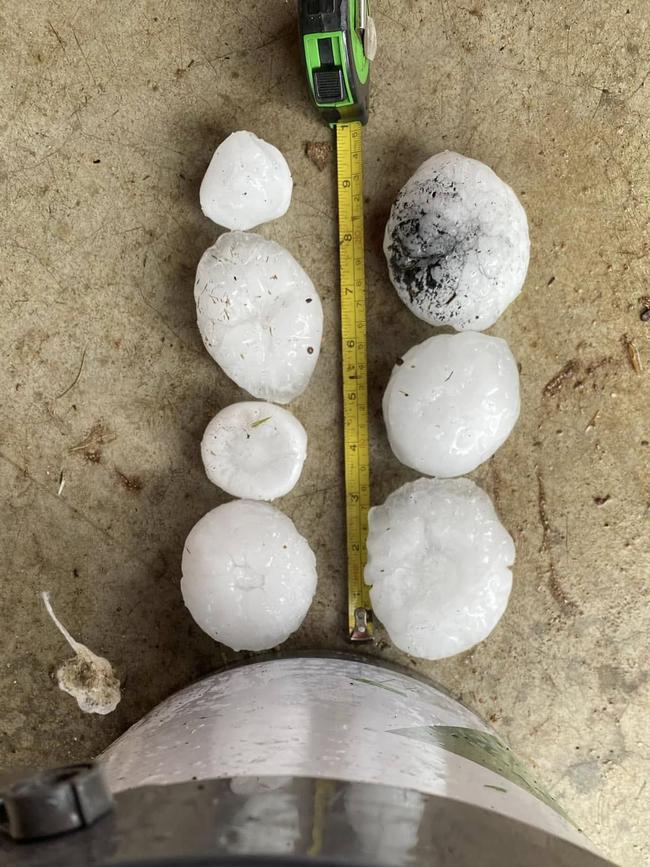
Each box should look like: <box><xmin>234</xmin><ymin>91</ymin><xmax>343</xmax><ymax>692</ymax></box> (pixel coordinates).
<box><xmin>365</xmin><ymin>477</ymin><xmax>515</xmax><ymax>660</ymax></box>
<box><xmin>200</xmin><ymin>130</ymin><xmax>293</xmax><ymax>230</ymax></box>
<box><xmin>201</xmin><ymin>401</ymin><xmax>307</xmax><ymax>501</ymax></box>
<box><xmin>195</xmin><ymin>232</ymin><xmax>323</xmax><ymax>404</ymax></box>
<box><xmin>181</xmin><ymin>500</ymin><xmax>317</xmax><ymax>652</ymax></box>
<box><xmin>384</xmin><ymin>150</ymin><xmax>529</xmax><ymax>331</ymax></box>
<box><xmin>41</xmin><ymin>592</ymin><xmax>120</xmax><ymax>715</ymax></box>
<box><xmin>383</xmin><ymin>331</ymin><xmax>520</xmax><ymax>477</ymax></box>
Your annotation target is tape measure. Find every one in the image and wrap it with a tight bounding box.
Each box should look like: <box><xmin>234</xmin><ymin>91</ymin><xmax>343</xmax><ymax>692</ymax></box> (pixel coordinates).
<box><xmin>298</xmin><ymin>0</ymin><xmax>376</xmax><ymax>641</ymax></box>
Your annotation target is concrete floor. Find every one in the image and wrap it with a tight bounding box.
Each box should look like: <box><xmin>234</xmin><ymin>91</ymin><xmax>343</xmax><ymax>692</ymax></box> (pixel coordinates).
<box><xmin>1</xmin><ymin>1</ymin><xmax>649</xmax><ymax>864</ymax></box>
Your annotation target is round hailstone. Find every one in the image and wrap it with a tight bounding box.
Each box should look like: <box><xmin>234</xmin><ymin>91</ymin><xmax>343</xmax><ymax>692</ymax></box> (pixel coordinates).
<box><xmin>200</xmin><ymin>130</ymin><xmax>293</xmax><ymax>230</ymax></box>
<box><xmin>195</xmin><ymin>232</ymin><xmax>323</xmax><ymax>404</ymax></box>
<box><xmin>365</xmin><ymin>477</ymin><xmax>515</xmax><ymax>660</ymax></box>
<box><xmin>181</xmin><ymin>500</ymin><xmax>317</xmax><ymax>652</ymax></box>
<box><xmin>384</xmin><ymin>151</ymin><xmax>529</xmax><ymax>331</ymax></box>
<box><xmin>383</xmin><ymin>331</ymin><xmax>519</xmax><ymax>477</ymax></box>
<box><xmin>201</xmin><ymin>401</ymin><xmax>307</xmax><ymax>501</ymax></box>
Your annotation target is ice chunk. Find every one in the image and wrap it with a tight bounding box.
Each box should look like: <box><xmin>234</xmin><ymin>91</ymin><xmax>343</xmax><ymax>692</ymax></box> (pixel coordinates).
<box><xmin>41</xmin><ymin>592</ymin><xmax>121</xmax><ymax>715</ymax></box>
<box><xmin>195</xmin><ymin>232</ymin><xmax>323</xmax><ymax>404</ymax></box>
<box><xmin>383</xmin><ymin>331</ymin><xmax>519</xmax><ymax>477</ymax></box>
<box><xmin>365</xmin><ymin>477</ymin><xmax>515</xmax><ymax>660</ymax></box>
<box><xmin>181</xmin><ymin>500</ymin><xmax>317</xmax><ymax>652</ymax></box>
<box><xmin>384</xmin><ymin>151</ymin><xmax>529</xmax><ymax>331</ymax></box>
<box><xmin>200</xmin><ymin>131</ymin><xmax>293</xmax><ymax>230</ymax></box>
<box><xmin>201</xmin><ymin>401</ymin><xmax>307</xmax><ymax>501</ymax></box>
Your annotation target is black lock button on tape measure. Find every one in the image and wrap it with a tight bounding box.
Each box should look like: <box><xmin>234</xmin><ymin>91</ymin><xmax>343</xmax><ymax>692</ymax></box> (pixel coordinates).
<box><xmin>298</xmin><ymin>1</ymin><xmax>376</xmax><ymax>641</ymax></box>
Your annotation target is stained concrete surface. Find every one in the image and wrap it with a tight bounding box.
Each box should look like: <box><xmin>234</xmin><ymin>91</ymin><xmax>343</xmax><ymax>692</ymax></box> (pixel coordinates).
<box><xmin>1</xmin><ymin>1</ymin><xmax>649</xmax><ymax>864</ymax></box>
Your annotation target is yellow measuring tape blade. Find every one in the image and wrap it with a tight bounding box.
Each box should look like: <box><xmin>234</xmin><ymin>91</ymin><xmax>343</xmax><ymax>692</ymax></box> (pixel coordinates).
<box><xmin>336</xmin><ymin>122</ymin><xmax>373</xmax><ymax>641</ymax></box>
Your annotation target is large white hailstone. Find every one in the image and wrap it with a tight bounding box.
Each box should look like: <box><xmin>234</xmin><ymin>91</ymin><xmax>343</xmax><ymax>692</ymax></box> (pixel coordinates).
<box><xmin>181</xmin><ymin>500</ymin><xmax>317</xmax><ymax>652</ymax></box>
<box><xmin>383</xmin><ymin>331</ymin><xmax>520</xmax><ymax>477</ymax></box>
<box><xmin>384</xmin><ymin>151</ymin><xmax>529</xmax><ymax>331</ymax></box>
<box><xmin>201</xmin><ymin>401</ymin><xmax>307</xmax><ymax>501</ymax></box>
<box><xmin>365</xmin><ymin>478</ymin><xmax>515</xmax><ymax>660</ymax></box>
<box><xmin>200</xmin><ymin>131</ymin><xmax>293</xmax><ymax>230</ymax></box>
<box><xmin>195</xmin><ymin>232</ymin><xmax>323</xmax><ymax>404</ymax></box>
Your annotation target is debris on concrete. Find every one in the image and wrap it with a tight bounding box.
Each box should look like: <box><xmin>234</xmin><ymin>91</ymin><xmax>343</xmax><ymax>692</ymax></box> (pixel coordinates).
<box><xmin>68</xmin><ymin>422</ymin><xmax>116</xmax><ymax>464</ymax></box>
<box><xmin>623</xmin><ymin>335</ymin><xmax>642</xmax><ymax>374</ymax></box>
<box><xmin>585</xmin><ymin>409</ymin><xmax>601</xmax><ymax>432</ymax></box>
<box><xmin>116</xmin><ymin>470</ymin><xmax>143</xmax><ymax>492</ymax></box>
<box><xmin>543</xmin><ymin>360</ymin><xmax>578</xmax><ymax>397</ymax></box>
<box><xmin>41</xmin><ymin>592</ymin><xmax>121</xmax><ymax>715</ymax></box>
<box><xmin>306</xmin><ymin>140</ymin><xmax>332</xmax><ymax>171</ymax></box>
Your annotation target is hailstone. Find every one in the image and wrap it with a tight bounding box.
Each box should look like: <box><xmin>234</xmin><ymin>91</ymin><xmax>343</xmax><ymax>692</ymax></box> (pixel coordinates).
<box><xmin>195</xmin><ymin>232</ymin><xmax>323</xmax><ymax>404</ymax></box>
<box><xmin>181</xmin><ymin>500</ymin><xmax>317</xmax><ymax>652</ymax></box>
<box><xmin>201</xmin><ymin>401</ymin><xmax>307</xmax><ymax>501</ymax></box>
<box><xmin>200</xmin><ymin>131</ymin><xmax>293</xmax><ymax>230</ymax></box>
<box><xmin>384</xmin><ymin>151</ymin><xmax>529</xmax><ymax>331</ymax></box>
<box><xmin>365</xmin><ymin>477</ymin><xmax>515</xmax><ymax>660</ymax></box>
<box><xmin>383</xmin><ymin>331</ymin><xmax>520</xmax><ymax>477</ymax></box>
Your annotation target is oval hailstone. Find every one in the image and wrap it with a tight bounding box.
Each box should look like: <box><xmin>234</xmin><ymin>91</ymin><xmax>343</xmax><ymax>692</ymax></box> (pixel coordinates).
<box><xmin>383</xmin><ymin>331</ymin><xmax>520</xmax><ymax>478</ymax></box>
<box><xmin>365</xmin><ymin>477</ymin><xmax>515</xmax><ymax>660</ymax></box>
<box><xmin>201</xmin><ymin>401</ymin><xmax>307</xmax><ymax>501</ymax></box>
<box><xmin>195</xmin><ymin>232</ymin><xmax>323</xmax><ymax>404</ymax></box>
<box><xmin>384</xmin><ymin>151</ymin><xmax>529</xmax><ymax>331</ymax></box>
<box><xmin>200</xmin><ymin>130</ymin><xmax>293</xmax><ymax>230</ymax></box>
<box><xmin>181</xmin><ymin>500</ymin><xmax>317</xmax><ymax>652</ymax></box>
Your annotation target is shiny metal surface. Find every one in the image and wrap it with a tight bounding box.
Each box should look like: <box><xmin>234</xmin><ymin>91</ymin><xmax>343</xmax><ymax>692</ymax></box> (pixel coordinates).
<box><xmin>101</xmin><ymin>656</ymin><xmax>594</xmax><ymax>854</ymax></box>
<box><xmin>0</xmin><ymin>777</ymin><xmax>616</xmax><ymax>867</ymax></box>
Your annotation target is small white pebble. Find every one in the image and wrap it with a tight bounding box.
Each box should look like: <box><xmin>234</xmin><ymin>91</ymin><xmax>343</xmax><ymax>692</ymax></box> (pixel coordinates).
<box><xmin>384</xmin><ymin>151</ymin><xmax>529</xmax><ymax>331</ymax></box>
<box><xmin>365</xmin><ymin>477</ymin><xmax>514</xmax><ymax>660</ymax></box>
<box><xmin>201</xmin><ymin>401</ymin><xmax>307</xmax><ymax>501</ymax></box>
<box><xmin>200</xmin><ymin>131</ymin><xmax>292</xmax><ymax>230</ymax></box>
<box><xmin>383</xmin><ymin>331</ymin><xmax>520</xmax><ymax>477</ymax></box>
<box><xmin>181</xmin><ymin>500</ymin><xmax>317</xmax><ymax>652</ymax></box>
<box><xmin>195</xmin><ymin>232</ymin><xmax>323</xmax><ymax>404</ymax></box>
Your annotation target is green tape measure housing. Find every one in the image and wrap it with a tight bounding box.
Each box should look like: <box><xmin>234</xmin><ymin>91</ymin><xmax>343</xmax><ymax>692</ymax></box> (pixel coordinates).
<box><xmin>299</xmin><ymin>0</ymin><xmax>370</xmax><ymax>125</ymax></box>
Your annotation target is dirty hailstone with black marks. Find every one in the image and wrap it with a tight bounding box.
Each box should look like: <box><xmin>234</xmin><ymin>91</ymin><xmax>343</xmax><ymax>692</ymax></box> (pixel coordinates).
<box><xmin>200</xmin><ymin>130</ymin><xmax>293</xmax><ymax>230</ymax></box>
<box><xmin>181</xmin><ymin>500</ymin><xmax>317</xmax><ymax>652</ymax></box>
<box><xmin>201</xmin><ymin>401</ymin><xmax>307</xmax><ymax>501</ymax></box>
<box><xmin>383</xmin><ymin>332</ymin><xmax>520</xmax><ymax>477</ymax></box>
<box><xmin>195</xmin><ymin>232</ymin><xmax>323</xmax><ymax>404</ymax></box>
<box><xmin>384</xmin><ymin>151</ymin><xmax>529</xmax><ymax>331</ymax></box>
<box><xmin>365</xmin><ymin>477</ymin><xmax>515</xmax><ymax>660</ymax></box>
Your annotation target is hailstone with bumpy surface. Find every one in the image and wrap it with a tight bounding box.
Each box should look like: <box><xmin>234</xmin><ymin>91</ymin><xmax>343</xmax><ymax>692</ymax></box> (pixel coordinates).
<box><xmin>200</xmin><ymin>131</ymin><xmax>293</xmax><ymax>230</ymax></box>
<box><xmin>365</xmin><ymin>477</ymin><xmax>515</xmax><ymax>660</ymax></box>
<box><xmin>181</xmin><ymin>500</ymin><xmax>317</xmax><ymax>652</ymax></box>
<box><xmin>383</xmin><ymin>331</ymin><xmax>519</xmax><ymax>477</ymax></box>
<box><xmin>201</xmin><ymin>401</ymin><xmax>307</xmax><ymax>501</ymax></box>
<box><xmin>384</xmin><ymin>151</ymin><xmax>529</xmax><ymax>331</ymax></box>
<box><xmin>195</xmin><ymin>232</ymin><xmax>323</xmax><ymax>404</ymax></box>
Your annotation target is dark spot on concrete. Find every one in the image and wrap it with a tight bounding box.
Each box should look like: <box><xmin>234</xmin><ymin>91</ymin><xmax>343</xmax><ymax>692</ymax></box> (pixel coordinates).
<box><xmin>640</xmin><ymin>306</ymin><xmax>650</xmax><ymax>322</ymax></box>
<box><xmin>593</xmin><ymin>495</ymin><xmax>610</xmax><ymax>506</ymax></box>
<box><xmin>116</xmin><ymin>470</ymin><xmax>143</xmax><ymax>493</ymax></box>
<box><xmin>543</xmin><ymin>360</ymin><xmax>578</xmax><ymax>397</ymax></box>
